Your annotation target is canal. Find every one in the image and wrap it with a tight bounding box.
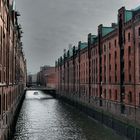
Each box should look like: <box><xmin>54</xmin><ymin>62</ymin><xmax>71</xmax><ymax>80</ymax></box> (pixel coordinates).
<box><xmin>13</xmin><ymin>90</ymin><xmax>127</xmax><ymax>140</ymax></box>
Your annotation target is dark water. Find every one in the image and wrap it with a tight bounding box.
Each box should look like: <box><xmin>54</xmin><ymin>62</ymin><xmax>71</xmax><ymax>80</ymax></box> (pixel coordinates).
<box><xmin>13</xmin><ymin>91</ymin><xmax>127</xmax><ymax>140</ymax></box>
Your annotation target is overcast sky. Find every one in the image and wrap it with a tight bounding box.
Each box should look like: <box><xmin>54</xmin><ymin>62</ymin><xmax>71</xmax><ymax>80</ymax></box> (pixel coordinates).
<box><xmin>15</xmin><ymin>0</ymin><xmax>140</xmax><ymax>74</ymax></box>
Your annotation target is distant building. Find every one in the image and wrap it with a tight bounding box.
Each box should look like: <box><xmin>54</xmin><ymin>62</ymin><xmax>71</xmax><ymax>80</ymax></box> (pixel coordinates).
<box><xmin>27</xmin><ymin>74</ymin><xmax>37</xmax><ymax>86</ymax></box>
<box><xmin>37</xmin><ymin>65</ymin><xmax>57</xmax><ymax>88</ymax></box>
<box><xmin>45</xmin><ymin>68</ymin><xmax>57</xmax><ymax>89</ymax></box>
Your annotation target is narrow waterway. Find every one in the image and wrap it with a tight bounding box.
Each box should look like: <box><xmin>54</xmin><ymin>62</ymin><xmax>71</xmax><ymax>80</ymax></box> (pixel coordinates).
<box><xmin>13</xmin><ymin>90</ymin><xmax>127</xmax><ymax>140</ymax></box>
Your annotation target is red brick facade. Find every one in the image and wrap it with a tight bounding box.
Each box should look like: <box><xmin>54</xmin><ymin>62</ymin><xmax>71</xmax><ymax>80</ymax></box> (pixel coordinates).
<box><xmin>0</xmin><ymin>1</ymin><xmax>27</xmax><ymax>139</ymax></box>
<box><xmin>56</xmin><ymin>6</ymin><xmax>140</xmax><ymax>124</ymax></box>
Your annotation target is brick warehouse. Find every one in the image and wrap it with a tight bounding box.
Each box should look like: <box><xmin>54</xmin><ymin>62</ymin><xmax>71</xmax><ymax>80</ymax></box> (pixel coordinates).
<box><xmin>56</xmin><ymin>5</ymin><xmax>140</xmax><ymax>127</ymax></box>
<box><xmin>0</xmin><ymin>0</ymin><xmax>27</xmax><ymax>139</ymax></box>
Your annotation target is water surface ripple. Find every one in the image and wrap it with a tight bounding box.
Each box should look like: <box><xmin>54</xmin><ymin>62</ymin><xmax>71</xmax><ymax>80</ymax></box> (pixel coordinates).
<box><xmin>13</xmin><ymin>90</ymin><xmax>127</xmax><ymax>140</ymax></box>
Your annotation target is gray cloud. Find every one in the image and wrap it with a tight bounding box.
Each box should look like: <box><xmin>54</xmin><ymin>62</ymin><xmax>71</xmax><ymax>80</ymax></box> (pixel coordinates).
<box><xmin>15</xmin><ymin>0</ymin><xmax>139</xmax><ymax>73</ymax></box>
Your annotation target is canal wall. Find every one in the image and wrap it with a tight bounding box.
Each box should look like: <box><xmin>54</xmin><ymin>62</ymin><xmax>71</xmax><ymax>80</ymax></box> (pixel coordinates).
<box><xmin>57</xmin><ymin>94</ymin><xmax>140</xmax><ymax>140</ymax></box>
<box><xmin>8</xmin><ymin>90</ymin><xmax>26</xmax><ymax>140</ymax></box>
<box><xmin>0</xmin><ymin>90</ymin><xmax>25</xmax><ymax>140</ymax></box>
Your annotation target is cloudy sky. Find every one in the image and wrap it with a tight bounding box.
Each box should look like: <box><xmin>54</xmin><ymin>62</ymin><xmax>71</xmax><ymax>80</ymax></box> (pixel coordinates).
<box><xmin>15</xmin><ymin>0</ymin><xmax>140</xmax><ymax>74</ymax></box>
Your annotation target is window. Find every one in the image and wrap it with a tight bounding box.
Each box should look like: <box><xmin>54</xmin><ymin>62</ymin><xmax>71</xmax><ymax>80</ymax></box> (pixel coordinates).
<box><xmin>104</xmin><ymin>45</ymin><xmax>106</xmax><ymax>52</ymax></box>
<box><xmin>104</xmin><ymin>89</ymin><xmax>106</xmax><ymax>98</ymax></box>
<box><xmin>128</xmin><ymin>32</ymin><xmax>130</xmax><ymax>42</ymax></box>
<box><xmin>3</xmin><ymin>94</ymin><xmax>5</xmax><ymax>112</ymax></box>
<box><xmin>129</xmin><ymin>61</ymin><xmax>131</xmax><ymax>68</ymax></box>
<box><xmin>109</xmin><ymin>53</ymin><xmax>111</xmax><ymax>60</ymax></box>
<box><xmin>129</xmin><ymin>74</ymin><xmax>131</xmax><ymax>82</ymax></box>
<box><xmin>0</xmin><ymin>95</ymin><xmax>2</xmax><ymax>115</ymax></box>
<box><xmin>104</xmin><ymin>76</ymin><xmax>106</xmax><ymax>83</ymax></box>
<box><xmin>109</xmin><ymin>76</ymin><xmax>111</xmax><ymax>83</ymax></box>
<box><xmin>104</xmin><ymin>55</ymin><xmax>106</xmax><ymax>62</ymax></box>
<box><xmin>109</xmin><ymin>64</ymin><xmax>111</xmax><ymax>71</ymax></box>
<box><xmin>114</xmin><ymin>39</ymin><xmax>117</xmax><ymax>47</ymax></box>
<box><xmin>115</xmin><ymin>63</ymin><xmax>117</xmax><ymax>70</ymax></box>
<box><xmin>115</xmin><ymin>51</ymin><xmax>117</xmax><ymax>59</ymax></box>
<box><xmin>128</xmin><ymin>33</ymin><xmax>130</xmax><ymax>42</ymax></box>
<box><xmin>0</xmin><ymin>69</ymin><xmax>1</xmax><ymax>82</ymax></box>
<box><xmin>139</xmin><ymin>93</ymin><xmax>140</xmax><ymax>105</ymax></box>
<box><xmin>104</xmin><ymin>66</ymin><xmax>106</xmax><ymax>72</ymax></box>
<box><xmin>128</xmin><ymin>46</ymin><xmax>131</xmax><ymax>55</ymax></box>
<box><xmin>139</xmin><ymin>27</ymin><xmax>140</xmax><ymax>36</ymax></box>
<box><xmin>109</xmin><ymin>42</ymin><xmax>111</xmax><ymax>50</ymax></box>
<box><xmin>109</xmin><ymin>89</ymin><xmax>112</xmax><ymax>99</ymax></box>
<box><xmin>115</xmin><ymin>90</ymin><xmax>117</xmax><ymax>100</ymax></box>
<box><xmin>139</xmin><ymin>43</ymin><xmax>140</xmax><ymax>82</ymax></box>
<box><xmin>115</xmin><ymin>75</ymin><xmax>117</xmax><ymax>82</ymax></box>
<box><xmin>128</xmin><ymin>92</ymin><xmax>132</xmax><ymax>103</ymax></box>
<box><xmin>0</xmin><ymin>0</ymin><xmax>1</xmax><ymax>15</ymax></box>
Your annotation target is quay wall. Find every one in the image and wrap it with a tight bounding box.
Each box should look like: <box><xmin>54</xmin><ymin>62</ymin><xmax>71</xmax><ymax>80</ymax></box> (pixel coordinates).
<box><xmin>0</xmin><ymin>85</ymin><xmax>25</xmax><ymax>140</ymax></box>
<box><xmin>57</xmin><ymin>93</ymin><xmax>140</xmax><ymax>140</ymax></box>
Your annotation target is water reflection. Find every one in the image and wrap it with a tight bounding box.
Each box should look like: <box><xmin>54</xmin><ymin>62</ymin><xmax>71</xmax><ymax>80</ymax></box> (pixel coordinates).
<box><xmin>13</xmin><ymin>90</ymin><xmax>127</xmax><ymax>140</ymax></box>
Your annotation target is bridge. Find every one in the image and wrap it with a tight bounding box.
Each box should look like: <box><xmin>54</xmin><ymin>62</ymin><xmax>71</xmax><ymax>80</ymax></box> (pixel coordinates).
<box><xmin>25</xmin><ymin>86</ymin><xmax>57</xmax><ymax>97</ymax></box>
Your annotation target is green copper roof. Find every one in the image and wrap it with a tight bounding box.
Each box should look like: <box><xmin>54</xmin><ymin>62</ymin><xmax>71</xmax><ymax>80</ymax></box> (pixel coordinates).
<box><xmin>80</xmin><ymin>42</ymin><xmax>88</xmax><ymax>50</ymax></box>
<box><xmin>91</xmin><ymin>35</ymin><xmax>97</xmax><ymax>44</ymax></box>
<box><xmin>125</xmin><ymin>10</ymin><xmax>133</xmax><ymax>22</ymax></box>
<box><xmin>102</xmin><ymin>27</ymin><xmax>115</xmax><ymax>37</ymax></box>
<box><xmin>133</xmin><ymin>5</ymin><xmax>140</xmax><ymax>11</ymax></box>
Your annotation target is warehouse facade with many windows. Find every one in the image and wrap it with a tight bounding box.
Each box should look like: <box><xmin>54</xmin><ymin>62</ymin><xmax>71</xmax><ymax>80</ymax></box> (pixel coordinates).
<box><xmin>0</xmin><ymin>1</ymin><xmax>27</xmax><ymax>139</ymax></box>
<box><xmin>56</xmin><ymin>6</ymin><xmax>140</xmax><ymax>125</ymax></box>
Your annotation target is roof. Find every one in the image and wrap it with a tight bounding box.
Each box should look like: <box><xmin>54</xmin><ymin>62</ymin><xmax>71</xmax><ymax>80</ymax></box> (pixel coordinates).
<box><xmin>90</xmin><ymin>35</ymin><xmax>97</xmax><ymax>44</ymax></box>
<box><xmin>102</xmin><ymin>27</ymin><xmax>115</xmax><ymax>37</ymax></box>
<box><xmin>79</xmin><ymin>42</ymin><xmax>88</xmax><ymax>50</ymax></box>
<box><xmin>133</xmin><ymin>5</ymin><xmax>140</xmax><ymax>11</ymax></box>
<box><xmin>125</xmin><ymin>10</ymin><xmax>133</xmax><ymax>22</ymax></box>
